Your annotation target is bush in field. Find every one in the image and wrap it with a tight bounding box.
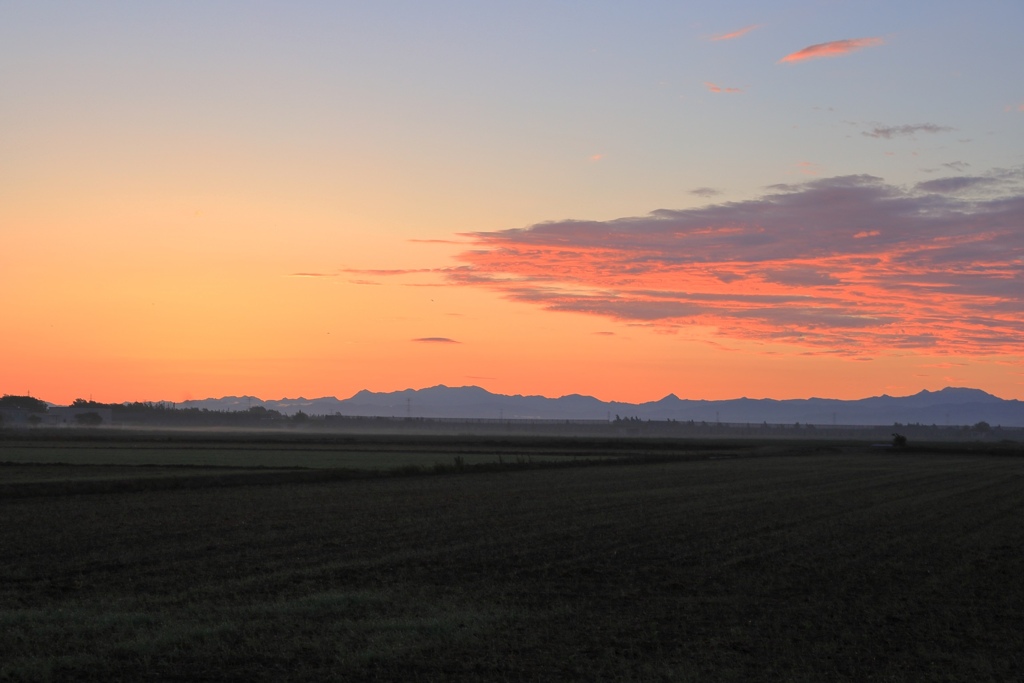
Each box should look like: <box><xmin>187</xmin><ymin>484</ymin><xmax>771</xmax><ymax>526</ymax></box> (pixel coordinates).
<box><xmin>892</xmin><ymin>433</ymin><xmax>907</xmax><ymax>448</ymax></box>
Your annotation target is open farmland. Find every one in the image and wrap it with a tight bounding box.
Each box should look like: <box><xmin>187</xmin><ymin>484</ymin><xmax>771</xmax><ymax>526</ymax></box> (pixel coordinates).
<box><xmin>1</xmin><ymin>434</ymin><xmax>1023</xmax><ymax>681</ymax></box>
<box><xmin>0</xmin><ymin>430</ymin><xmax>701</xmax><ymax>470</ymax></box>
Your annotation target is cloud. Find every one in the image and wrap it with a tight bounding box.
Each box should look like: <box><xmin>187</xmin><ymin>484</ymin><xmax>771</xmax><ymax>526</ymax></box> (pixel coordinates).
<box><xmin>343</xmin><ymin>268</ymin><xmax>437</xmax><ymax>276</ymax></box>
<box><xmin>704</xmin><ymin>82</ymin><xmax>742</xmax><ymax>94</ymax></box>
<box><xmin>447</xmin><ymin>169</ymin><xmax>1024</xmax><ymax>356</ymax></box>
<box><xmin>778</xmin><ymin>37</ymin><xmax>884</xmax><ymax>64</ymax></box>
<box><xmin>690</xmin><ymin>187</ymin><xmax>722</xmax><ymax>198</ymax></box>
<box><xmin>759</xmin><ymin>268</ymin><xmax>841</xmax><ymax>286</ymax></box>
<box><xmin>710</xmin><ymin>25</ymin><xmax>759</xmax><ymax>41</ymax></box>
<box><xmin>412</xmin><ymin>337</ymin><xmax>460</xmax><ymax>344</ymax></box>
<box><xmin>863</xmin><ymin>123</ymin><xmax>954</xmax><ymax>139</ymax></box>
<box><xmin>915</xmin><ymin>176</ymin><xmax>1002</xmax><ymax>194</ymax></box>
<box><xmin>795</xmin><ymin>161</ymin><xmax>821</xmax><ymax>176</ymax></box>
<box><xmin>290</xmin><ymin>272</ymin><xmax>336</xmax><ymax>277</ymax></box>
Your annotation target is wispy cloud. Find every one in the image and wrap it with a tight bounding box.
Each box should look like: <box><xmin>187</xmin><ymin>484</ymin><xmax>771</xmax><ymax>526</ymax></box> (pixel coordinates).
<box><xmin>690</xmin><ymin>187</ymin><xmax>722</xmax><ymax>198</ymax></box>
<box><xmin>915</xmin><ymin>176</ymin><xmax>1001</xmax><ymax>194</ymax></box>
<box><xmin>863</xmin><ymin>123</ymin><xmax>954</xmax><ymax>139</ymax></box>
<box><xmin>447</xmin><ymin>169</ymin><xmax>1024</xmax><ymax>356</ymax></box>
<box><xmin>704</xmin><ymin>82</ymin><xmax>742</xmax><ymax>94</ymax></box>
<box><xmin>343</xmin><ymin>268</ymin><xmax>438</xmax><ymax>276</ymax></box>
<box><xmin>710</xmin><ymin>25</ymin><xmax>759</xmax><ymax>41</ymax></box>
<box><xmin>795</xmin><ymin>161</ymin><xmax>821</xmax><ymax>176</ymax></box>
<box><xmin>778</xmin><ymin>37</ymin><xmax>884</xmax><ymax>64</ymax></box>
<box><xmin>290</xmin><ymin>272</ymin><xmax>336</xmax><ymax>277</ymax></box>
<box><xmin>412</xmin><ymin>337</ymin><xmax>460</xmax><ymax>344</ymax></box>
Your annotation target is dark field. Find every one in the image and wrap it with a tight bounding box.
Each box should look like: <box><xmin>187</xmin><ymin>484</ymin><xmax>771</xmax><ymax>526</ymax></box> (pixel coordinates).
<box><xmin>1</xmin><ymin>434</ymin><xmax>1023</xmax><ymax>681</ymax></box>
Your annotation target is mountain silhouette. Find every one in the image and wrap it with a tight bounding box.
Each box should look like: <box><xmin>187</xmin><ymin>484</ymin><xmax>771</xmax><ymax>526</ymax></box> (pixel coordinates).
<box><xmin>170</xmin><ymin>385</ymin><xmax>1024</xmax><ymax>427</ymax></box>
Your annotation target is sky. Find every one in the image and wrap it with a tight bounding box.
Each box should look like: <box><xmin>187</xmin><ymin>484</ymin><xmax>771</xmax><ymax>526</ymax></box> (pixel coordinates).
<box><xmin>3</xmin><ymin>1</ymin><xmax>1023</xmax><ymax>405</ymax></box>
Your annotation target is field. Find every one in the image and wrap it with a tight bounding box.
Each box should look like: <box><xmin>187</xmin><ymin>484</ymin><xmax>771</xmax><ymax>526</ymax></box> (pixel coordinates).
<box><xmin>2</xmin><ymin>432</ymin><xmax>1023</xmax><ymax>681</ymax></box>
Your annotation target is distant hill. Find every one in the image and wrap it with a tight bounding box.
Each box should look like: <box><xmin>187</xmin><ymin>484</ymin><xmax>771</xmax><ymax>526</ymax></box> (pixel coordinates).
<box><xmin>171</xmin><ymin>386</ymin><xmax>1024</xmax><ymax>427</ymax></box>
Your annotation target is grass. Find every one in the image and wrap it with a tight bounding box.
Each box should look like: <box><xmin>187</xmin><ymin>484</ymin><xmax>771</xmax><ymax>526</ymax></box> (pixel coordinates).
<box><xmin>1</xmin><ymin>434</ymin><xmax>1023</xmax><ymax>680</ymax></box>
<box><xmin>0</xmin><ymin>431</ymin><xmax>678</xmax><ymax>470</ymax></box>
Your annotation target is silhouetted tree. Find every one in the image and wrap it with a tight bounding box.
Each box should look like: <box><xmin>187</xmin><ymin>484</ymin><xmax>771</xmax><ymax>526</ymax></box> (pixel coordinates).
<box><xmin>0</xmin><ymin>395</ymin><xmax>48</xmax><ymax>412</ymax></box>
<box><xmin>892</xmin><ymin>433</ymin><xmax>907</xmax><ymax>448</ymax></box>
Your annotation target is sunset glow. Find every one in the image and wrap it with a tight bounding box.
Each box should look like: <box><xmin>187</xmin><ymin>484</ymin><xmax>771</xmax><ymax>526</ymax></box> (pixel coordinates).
<box><xmin>3</xmin><ymin>2</ymin><xmax>1023</xmax><ymax>405</ymax></box>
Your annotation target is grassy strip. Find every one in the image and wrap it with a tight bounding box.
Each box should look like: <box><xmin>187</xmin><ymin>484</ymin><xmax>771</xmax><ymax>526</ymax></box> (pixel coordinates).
<box><xmin>1</xmin><ymin>589</ymin><xmax>509</xmax><ymax>682</ymax></box>
<box><xmin>0</xmin><ymin>451</ymin><xmax>698</xmax><ymax>499</ymax></box>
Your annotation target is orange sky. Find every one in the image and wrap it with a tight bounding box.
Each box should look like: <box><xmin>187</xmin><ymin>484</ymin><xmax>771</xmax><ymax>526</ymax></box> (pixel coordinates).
<box><xmin>3</xmin><ymin>2</ymin><xmax>1023</xmax><ymax>405</ymax></box>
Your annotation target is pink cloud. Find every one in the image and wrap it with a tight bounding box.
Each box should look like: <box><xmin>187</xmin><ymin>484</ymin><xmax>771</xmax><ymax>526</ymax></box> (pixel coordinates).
<box><xmin>795</xmin><ymin>161</ymin><xmax>821</xmax><ymax>176</ymax></box>
<box><xmin>446</xmin><ymin>169</ymin><xmax>1024</xmax><ymax>357</ymax></box>
<box><xmin>710</xmin><ymin>25</ymin><xmax>759</xmax><ymax>41</ymax></box>
<box><xmin>704</xmin><ymin>82</ymin><xmax>742</xmax><ymax>94</ymax></box>
<box><xmin>412</xmin><ymin>337</ymin><xmax>460</xmax><ymax>344</ymax></box>
<box><xmin>778</xmin><ymin>37</ymin><xmax>884</xmax><ymax>64</ymax></box>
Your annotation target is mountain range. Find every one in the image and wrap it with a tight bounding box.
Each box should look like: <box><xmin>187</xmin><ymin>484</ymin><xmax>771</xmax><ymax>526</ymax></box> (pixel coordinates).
<box><xmin>172</xmin><ymin>386</ymin><xmax>1024</xmax><ymax>427</ymax></box>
